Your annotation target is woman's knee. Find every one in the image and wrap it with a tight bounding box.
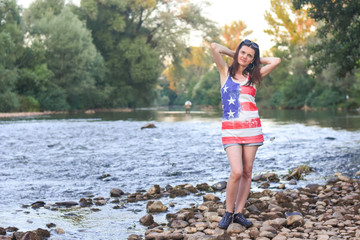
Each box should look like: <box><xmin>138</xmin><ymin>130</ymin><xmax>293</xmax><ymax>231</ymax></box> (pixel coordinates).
<box><xmin>229</xmin><ymin>169</ymin><xmax>242</xmax><ymax>181</ymax></box>
<box><xmin>242</xmin><ymin>168</ymin><xmax>252</xmax><ymax>179</ymax></box>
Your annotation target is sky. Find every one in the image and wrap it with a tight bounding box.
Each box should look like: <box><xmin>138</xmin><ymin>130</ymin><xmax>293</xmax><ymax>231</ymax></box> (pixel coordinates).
<box><xmin>204</xmin><ymin>0</ymin><xmax>273</xmax><ymax>51</ymax></box>
<box><xmin>16</xmin><ymin>0</ymin><xmax>273</xmax><ymax>51</ymax></box>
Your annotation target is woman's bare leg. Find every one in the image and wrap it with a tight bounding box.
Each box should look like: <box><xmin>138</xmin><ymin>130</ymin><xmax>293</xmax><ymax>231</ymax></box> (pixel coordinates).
<box><xmin>225</xmin><ymin>145</ymin><xmax>243</xmax><ymax>213</ymax></box>
<box><xmin>234</xmin><ymin>145</ymin><xmax>258</xmax><ymax>213</ymax></box>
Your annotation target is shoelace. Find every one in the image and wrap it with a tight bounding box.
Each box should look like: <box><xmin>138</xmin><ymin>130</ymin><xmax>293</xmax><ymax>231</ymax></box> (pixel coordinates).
<box><xmin>235</xmin><ymin>213</ymin><xmax>248</xmax><ymax>222</ymax></box>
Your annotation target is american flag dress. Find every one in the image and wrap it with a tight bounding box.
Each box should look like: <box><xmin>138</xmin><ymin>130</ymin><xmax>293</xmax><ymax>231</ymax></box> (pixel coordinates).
<box><xmin>221</xmin><ymin>75</ymin><xmax>264</xmax><ymax>145</ymax></box>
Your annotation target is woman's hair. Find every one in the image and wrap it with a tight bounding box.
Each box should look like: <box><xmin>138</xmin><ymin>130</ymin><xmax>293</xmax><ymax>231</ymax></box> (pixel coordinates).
<box><xmin>228</xmin><ymin>39</ymin><xmax>261</xmax><ymax>86</ymax></box>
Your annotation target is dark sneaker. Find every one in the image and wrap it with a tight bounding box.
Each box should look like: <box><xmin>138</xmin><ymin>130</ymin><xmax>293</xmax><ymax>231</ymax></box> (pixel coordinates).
<box><xmin>233</xmin><ymin>212</ymin><xmax>253</xmax><ymax>227</ymax></box>
<box><xmin>218</xmin><ymin>211</ymin><xmax>233</xmax><ymax>229</ymax></box>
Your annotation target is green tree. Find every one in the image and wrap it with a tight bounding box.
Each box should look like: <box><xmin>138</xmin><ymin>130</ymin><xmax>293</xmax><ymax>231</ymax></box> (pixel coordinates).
<box><xmin>22</xmin><ymin>0</ymin><xmax>65</xmax><ymax>28</ymax></box>
<box><xmin>160</xmin><ymin>20</ymin><xmax>254</xmax><ymax>107</ymax></box>
<box><xmin>17</xmin><ymin>63</ymin><xmax>70</xmax><ymax>111</ymax></box>
<box><xmin>265</xmin><ymin>0</ymin><xmax>315</xmax><ymax>46</ymax></box>
<box><xmin>107</xmin><ymin>37</ymin><xmax>161</xmax><ymax>107</ymax></box>
<box><xmin>163</xmin><ymin>46</ymin><xmax>214</xmax><ymax>105</ymax></box>
<box><xmin>220</xmin><ymin>20</ymin><xmax>252</xmax><ymax>66</ymax></box>
<box><xmin>221</xmin><ymin>20</ymin><xmax>252</xmax><ymax>51</ymax></box>
<box><xmin>191</xmin><ymin>70</ymin><xmax>221</xmax><ymax>106</ymax></box>
<box><xmin>0</xmin><ymin>0</ymin><xmax>23</xmax><ymax>111</ymax></box>
<box><xmin>259</xmin><ymin>0</ymin><xmax>318</xmax><ymax>109</ymax></box>
<box><xmin>78</xmin><ymin>0</ymin><xmax>218</xmax><ymax>107</ymax></box>
<box><xmin>347</xmin><ymin>70</ymin><xmax>360</xmax><ymax>108</ymax></box>
<box><xmin>291</xmin><ymin>0</ymin><xmax>360</xmax><ymax>108</ymax></box>
<box><xmin>293</xmin><ymin>0</ymin><xmax>360</xmax><ymax>76</ymax></box>
<box><xmin>29</xmin><ymin>7</ymin><xmax>106</xmax><ymax>110</ymax></box>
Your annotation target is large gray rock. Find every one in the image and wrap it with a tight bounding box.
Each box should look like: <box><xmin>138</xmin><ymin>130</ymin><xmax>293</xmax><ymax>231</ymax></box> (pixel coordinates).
<box><xmin>203</xmin><ymin>193</ymin><xmax>220</xmax><ymax>202</ymax></box>
<box><xmin>79</xmin><ymin>198</ymin><xmax>93</xmax><ymax>207</ymax></box>
<box><xmin>259</xmin><ymin>230</ymin><xmax>277</xmax><ymax>238</ymax></box>
<box><xmin>34</xmin><ymin>228</ymin><xmax>50</xmax><ymax>239</ymax></box>
<box><xmin>275</xmin><ymin>192</ymin><xmax>292</xmax><ymax>204</ymax></box>
<box><xmin>55</xmin><ymin>201</ymin><xmax>78</xmax><ymax>207</ymax></box>
<box><xmin>196</xmin><ymin>183</ymin><xmax>210</xmax><ymax>191</ymax></box>
<box><xmin>317</xmin><ymin>235</ymin><xmax>330</xmax><ymax>240</ymax></box>
<box><xmin>194</xmin><ymin>222</ymin><xmax>208</xmax><ymax>230</ymax></box>
<box><xmin>139</xmin><ymin>214</ymin><xmax>154</xmax><ymax>226</ymax></box>
<box><xmin>249</xmin><ymin>228</ymin><xmax>260</xmax><ymax>239</ymax></box>
<box><xmin>273</xmin><ymin>234</ymin><xmax>287</xmax><ymax>240</ymax></box>
<box><xmin>55</xmin><ymin>228</ymin><xmax>65</xmax><ymax>234</ymax></box>
<box><xmin>204</xmin><ymin>212</ymin><xmax>218</xmax><ymax>222</ymax></box>
<box><xmin>260</xmin><ymin>225</ymin><xmax>277</xmax><ymax>233</ymax></box>
<box><xmin>170</xmin><ymin>220</ymin><xmax>189</xmax><ymax>228</ymax></box>
<box><xmin>141</xmin><ymin>123</ymin><xmax>156</xmax><ymax>130</ymax></box>
<box><xmin>110</xmin><ymin>188</ymin><xmax>124</xmax><ymax>197</ymax></box>
<box><xmin>146</xmin><ymin>201</ymin><xmax>168</xmax><ymax>213</ymax></box>
<box><xmin>145</xmin><ymin>232</ymin><xmax>162</xmax><ymax>240</ymax></box>
<box><xmin>286</xmin><ymin>215</ymin><xmax>303</xmax><ymax>226</ymax></box>
<box><xmin>184</xmin><ymin>232</ymin><xmax>205</xmax><ymax>240</ymax></box>
<box><xmin>0</xmin><ymin>236</ymin><xmax>12</xmax><ymax>240</ymax></box>
<box><xmin>284</xmin><ymin>165</ymin><xmax>312</xmax><ymax>180</ymax></box>
<box><xmin>127</xmin><ymin>234</ymin><xmax>142</xmax><ymax>240</ymax></box>
<box><xmin>184</xmin><ymin>184</ymin><xmax>198</xmax><ymax>193</ymax></box>
<box><xmin>184</xmin><ymin>227</ymin><xmax>197</xmax><ymax>234</ymax></box>
<box><xmin>226</xmin><ymin>223</ymin><xmax>246</xmax><ymax>234</ymax></box>
<box><xmin>31</xmin><ymin>201</ymin><xmax>45</xmax><ymax>209</ymax></box>
<box><xmin>163</xmin><ymin>232</ymin><xmax>183</xmax><ymax>239</ymax></box>
<box><xmin>20</xmin><ymin>232</ymin><xmax>41</xmax><ymax>240</ymax></box>
<box><xmin>253</xmin><ymin>172</ymin><xmax>280</xmax><ymax>182</ymax></box>
<box><xmin>323</xmin><ymin>219</ymin><xmax>339</xmax><ymax>226</ymax></box>
<box><xmin>212</xmin><ymin>181</ymin><xmax>227</xmax><ymax>191</ymax></box>
<box><xmin>147</xmin><ymin>185</ymin><xmax>161</xmax><ymax>195</ymax></box>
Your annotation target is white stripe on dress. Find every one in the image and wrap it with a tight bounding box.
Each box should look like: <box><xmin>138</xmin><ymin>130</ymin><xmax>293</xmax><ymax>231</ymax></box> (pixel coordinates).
<box><xmin>239</xmin><ymin>94</ymin><xmax>255</xmax><ymax>103</ymax></box>
<box><xmin>222</xmin><ymin>127</ymin><xmax>263</xmax><ymax>137</ymax></box>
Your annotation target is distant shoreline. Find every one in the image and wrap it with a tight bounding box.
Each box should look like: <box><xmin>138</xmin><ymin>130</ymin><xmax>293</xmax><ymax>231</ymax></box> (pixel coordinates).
<box><xmin>0</xmin><ymin>111</ymin><xmax>67</xmax><ymax>118</ymax></box>
<box><xmin>0</xmin><ymin>108</ymin><xmax>134</xmax><ymax>118</ymax></box>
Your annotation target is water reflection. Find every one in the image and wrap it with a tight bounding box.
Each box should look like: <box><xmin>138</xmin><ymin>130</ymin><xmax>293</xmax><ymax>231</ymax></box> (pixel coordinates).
<box><xmin>260</xmin><ymin>109</ymin><xmax>360</xmax><ymax>131</ymax></box>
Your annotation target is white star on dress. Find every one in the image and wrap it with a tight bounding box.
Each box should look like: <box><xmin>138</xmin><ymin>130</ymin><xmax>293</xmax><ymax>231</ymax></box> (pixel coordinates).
<box><xmin>223</xmin><ymin>86</ymin><xmax>228</xmax><ymax>93</ymax></box>
<box><xmin>227</xmin><ymin>109</ymin><xmax>235</xmax><ymax>118</ymax></box>
<box><xmin>228</xmin><ymin>97</ymin><xmax>235</xmax><ymax>105</ymax></box>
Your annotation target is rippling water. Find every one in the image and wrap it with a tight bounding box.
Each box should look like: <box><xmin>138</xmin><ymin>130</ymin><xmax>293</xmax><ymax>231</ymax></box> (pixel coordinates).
<box><xmin>0</xmin><ymin>109</ymin><xmax>359</xmax><ymax>239</ymax></box>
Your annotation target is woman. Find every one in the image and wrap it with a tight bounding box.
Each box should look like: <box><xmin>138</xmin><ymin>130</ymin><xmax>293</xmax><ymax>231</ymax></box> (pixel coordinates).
<box><xmin>211</xmin><ymin>40</ymin><xmax>281</xmax><ymax>229</ymax></box>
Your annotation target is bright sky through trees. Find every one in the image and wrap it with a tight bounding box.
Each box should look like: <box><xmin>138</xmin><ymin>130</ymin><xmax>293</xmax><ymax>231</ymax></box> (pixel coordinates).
<box><xmin>17</xmin><ymin>0</ymin><xmax>272</xmax><ymax>51</ymax></box>
<box><xmin>203</xmin><ymin>0</ymin><xmax>272</xmax><ymax>51</ymax></box>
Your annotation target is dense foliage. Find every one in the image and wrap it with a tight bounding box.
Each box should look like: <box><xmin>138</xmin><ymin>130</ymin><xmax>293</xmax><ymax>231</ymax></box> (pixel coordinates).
<box><xmin>0</xmin><ymin>0</ymin><xmax>359</xmax><ymax>112</ymax></box>
<box><xmin>257</xmin><ymin>0</ymin><xmax>360</xmax><ymax>109</ymax></box>
<box><xmin>291</xmin><ymin>0</ymin><xmax>360</xmax><ymax>109</ymax></box>
<box><xmin>160</xmin><ymin>0</ymin><xmax>360</xmax><ymax>110</ymax></box>
<box><xmin>0</xmin><ymin>0</ymin><xmax>217</xmax><ymax>111</ymax></box>
<box><xmin>293</xmin><ymin>0</ymin><xmax>360</xmax><ymax>76</ymax></box>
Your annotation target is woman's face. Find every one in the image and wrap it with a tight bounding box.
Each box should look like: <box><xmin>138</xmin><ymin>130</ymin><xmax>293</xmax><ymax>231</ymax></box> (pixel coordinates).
<box><xmin>237</xmin><ymin>45</ymin><xmax>255</xmax><ymax>67</ymax></box>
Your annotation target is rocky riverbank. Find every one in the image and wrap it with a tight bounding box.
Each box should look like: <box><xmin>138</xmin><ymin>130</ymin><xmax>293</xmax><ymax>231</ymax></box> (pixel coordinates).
<box><xmin>0</xmin><ymin>170</ymin><xmax>359</xmax><ymax>240</ymax></box>
<box><xmin>132</xmin><ymin>172</ymin><xmax>360</xmax><ymax>240</ymax></box>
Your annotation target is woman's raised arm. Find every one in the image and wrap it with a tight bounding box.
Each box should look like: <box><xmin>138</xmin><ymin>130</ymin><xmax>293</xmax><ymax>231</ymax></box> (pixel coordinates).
<box><xmin>211</xmin><ymin>43</ymin><xmax>234</xmax><ymax>82</ymax></box>
<box><xmin>259</xmin><ymin>57</ymin><xmax>281</xmax><ymax>78</ymax></box>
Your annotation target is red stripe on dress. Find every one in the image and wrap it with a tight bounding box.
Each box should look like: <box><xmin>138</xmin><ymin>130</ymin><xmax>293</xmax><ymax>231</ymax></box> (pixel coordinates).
<box><xmin>222</xmin><ymin>135</ymin><xmax>264</xmax><ymax>145</ymax></box>
<box><xmin>240</xmin><ymin>86</ymin><xmax>256</xmax><ymax>97</ymax></box>
<box><xmin>222</xmin><ymin>118</ymin><xmax>262</xmax><ymax>130</ymax></box>
<box><xmin>241</xmin><ymin>102</ymin><xmax>258</xmax><ymax>111</ymax></box>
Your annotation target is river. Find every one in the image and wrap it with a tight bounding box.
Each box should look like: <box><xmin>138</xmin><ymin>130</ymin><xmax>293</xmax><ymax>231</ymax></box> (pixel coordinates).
<box><xmin>0</xmin><ymin>109</ymin><xmax>359</xmax><ymax>239</ymax></box>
